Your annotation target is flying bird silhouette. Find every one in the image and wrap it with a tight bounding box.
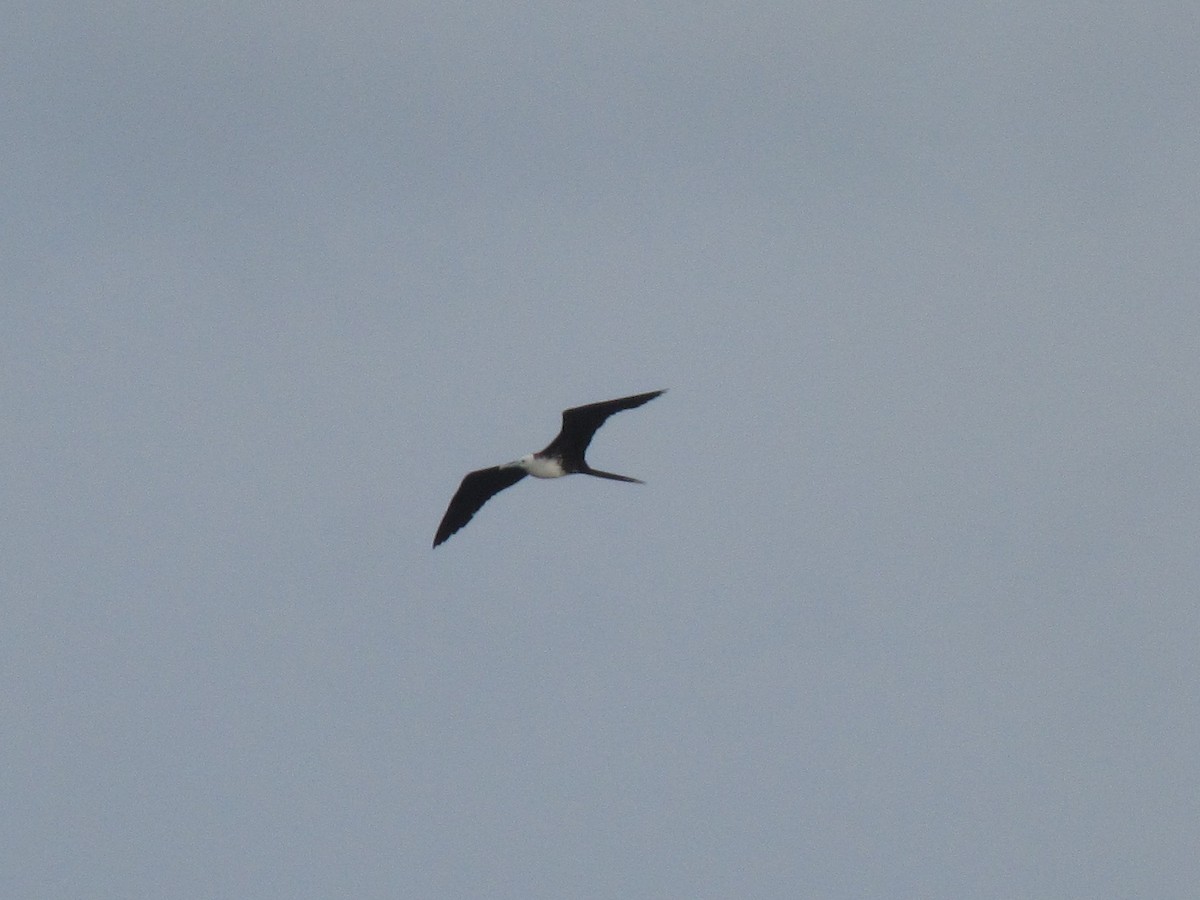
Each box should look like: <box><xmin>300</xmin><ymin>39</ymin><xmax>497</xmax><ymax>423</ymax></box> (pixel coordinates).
<box><xmin>433</xmin><ymin>390</ymin><xmax>665</xmax><ymax>547</ymax></box>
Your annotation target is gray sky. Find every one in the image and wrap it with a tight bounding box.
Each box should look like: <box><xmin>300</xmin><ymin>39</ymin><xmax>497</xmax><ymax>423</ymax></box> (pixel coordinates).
<box><xmin>5</xmin><ymin>2</ymin><xmax>1199</xmax><ymax>897</ymax></box>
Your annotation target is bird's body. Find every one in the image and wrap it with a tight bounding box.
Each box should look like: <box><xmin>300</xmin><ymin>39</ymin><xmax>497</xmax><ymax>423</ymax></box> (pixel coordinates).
<box><xmin>516</xmin><ymin>455</ymin><xmax>568</xmax><ymax>479</ymax></box>
<box><xmin>433</xmin><ymin>389</ymin><xmax>665</xmax><ymax>547</ymax></box>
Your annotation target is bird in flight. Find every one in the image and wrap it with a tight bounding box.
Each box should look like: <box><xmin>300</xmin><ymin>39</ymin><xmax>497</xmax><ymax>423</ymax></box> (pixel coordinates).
<box><xmin>433</xmin><ymin>390</ymin><xmax>665</xmax><ymax>547</ymax></box>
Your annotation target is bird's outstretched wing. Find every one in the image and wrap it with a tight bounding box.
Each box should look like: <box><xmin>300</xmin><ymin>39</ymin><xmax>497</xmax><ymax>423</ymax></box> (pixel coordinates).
<box><xmin>433</xmin><ymin>466</ymin><xmax>528</xmax><ymax>547</ymax></box>
<box><xmin>539</xmin><ymin>389</ymin><xmax>665</xmax><ymax>461</ymax></box>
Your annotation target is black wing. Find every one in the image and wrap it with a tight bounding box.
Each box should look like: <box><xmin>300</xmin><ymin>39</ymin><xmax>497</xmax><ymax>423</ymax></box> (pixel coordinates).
<box><xmin>539</xmin><ymin>390</ymin><xmax>665</xmax><ymax>461</ymax></box>
<box><xmin>433</xmin><ymin>466</ymin><xmax>528</xmax><ymax>547</ymax></box>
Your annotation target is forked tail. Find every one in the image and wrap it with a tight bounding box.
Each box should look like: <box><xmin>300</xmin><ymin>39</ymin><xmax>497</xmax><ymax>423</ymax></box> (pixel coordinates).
<box><xmin>582</xmin><ymin>466</ymin><xmax>644</xmax><ymax>484</ymax></box>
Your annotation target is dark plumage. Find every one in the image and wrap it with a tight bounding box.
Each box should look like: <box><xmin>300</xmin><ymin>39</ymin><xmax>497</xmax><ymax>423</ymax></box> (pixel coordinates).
<box><xmin>432</xmin><ymin>466</ymin><xmax>528</xmax><ymax>548</ymax></box>
<box><xmin>433</xmin><ymin>390</ymin><xmax>665</xmax><ymax>547</ymax></box>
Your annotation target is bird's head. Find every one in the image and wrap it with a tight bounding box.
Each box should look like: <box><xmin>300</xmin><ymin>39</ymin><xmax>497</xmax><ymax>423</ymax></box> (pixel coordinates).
<box><xmin>502</xmin><ymin>454</ymin><xmax>535</xmax><ymax>471</ymax></box>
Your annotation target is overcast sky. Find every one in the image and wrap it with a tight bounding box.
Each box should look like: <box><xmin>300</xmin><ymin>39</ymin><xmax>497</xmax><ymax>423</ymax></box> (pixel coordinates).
<box><xmin>4</xmin><ymin>2</ymin><xmax>1199</xmax><ymax>898</ymax></box>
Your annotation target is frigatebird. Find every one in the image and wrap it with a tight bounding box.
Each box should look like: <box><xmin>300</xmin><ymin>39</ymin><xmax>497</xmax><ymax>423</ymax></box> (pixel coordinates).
<box><xmin>433</xmin><ymin>389</ymin><xmax>665</xmax><ymax>547</ymax></box>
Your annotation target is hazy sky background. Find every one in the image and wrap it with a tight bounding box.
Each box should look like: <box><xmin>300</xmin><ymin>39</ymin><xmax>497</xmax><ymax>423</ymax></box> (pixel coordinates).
<box><xmin>5</xmin><ymin>2</ymin><xmax>1199</xmax><ymax>897</ymax></box>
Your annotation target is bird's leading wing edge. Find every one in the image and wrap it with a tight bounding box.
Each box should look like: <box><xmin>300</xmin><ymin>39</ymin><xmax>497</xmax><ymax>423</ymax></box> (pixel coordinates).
<box><xmin>541</xmin><ymin>389</ymin><xmax>666</xmax><ymax>459</ymax></box>
<box><xmin>433</xmin><ymin>465</ymin><xmax>528</xmax><ymax>547</ymax></box>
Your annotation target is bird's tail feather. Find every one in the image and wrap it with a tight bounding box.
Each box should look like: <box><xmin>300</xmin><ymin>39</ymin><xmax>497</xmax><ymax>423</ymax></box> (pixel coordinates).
<box><xmin>583</xmin><ymin>466</ymin><xmax>644</xmax><ymax>484</ymax></box>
